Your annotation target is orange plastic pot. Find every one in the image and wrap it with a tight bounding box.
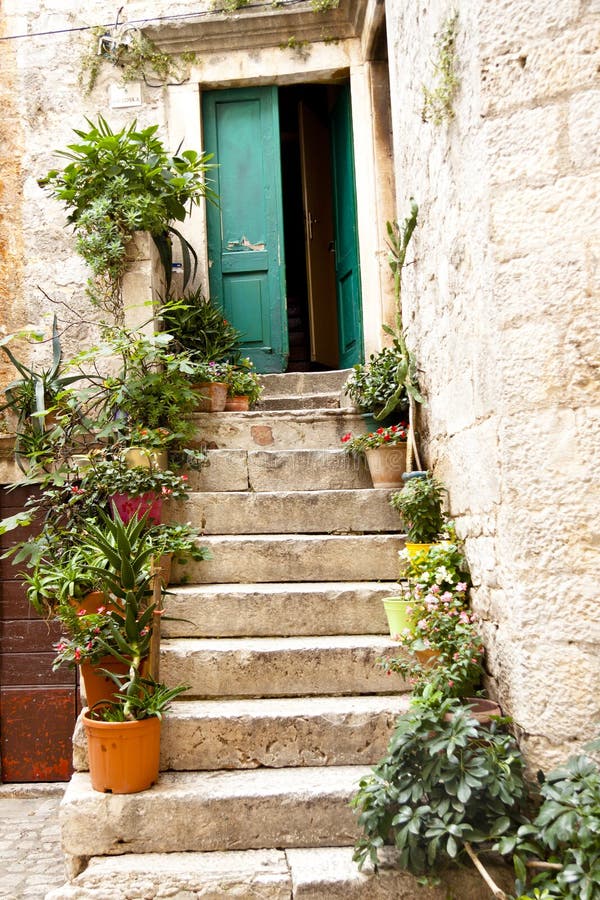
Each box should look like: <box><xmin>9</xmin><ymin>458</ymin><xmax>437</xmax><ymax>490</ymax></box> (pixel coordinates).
<box><xmin>79</xmin><ymin>657</ymin><xmax>131</xmax><ymax>709</ymax></box>
<box><xmin>83</xmin><ymin>713</ymin><xmax>161</xmax><ymax>794</ymax></box>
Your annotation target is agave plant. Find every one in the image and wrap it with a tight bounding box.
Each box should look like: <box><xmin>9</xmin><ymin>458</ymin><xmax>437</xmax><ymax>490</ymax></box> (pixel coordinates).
<box><xmin>0</xmin><ymin>315</ymin><xmax>82</xmax><ymax>470</ymax></box>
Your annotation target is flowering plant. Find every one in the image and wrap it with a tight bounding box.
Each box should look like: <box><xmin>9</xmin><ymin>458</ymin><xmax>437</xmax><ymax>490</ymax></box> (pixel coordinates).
<box><xmin>53</xmin><ymin>606</ymin><xmax>119</xmax><ymax>669</ymax></box>
<box><xmin>224</xmin><ymin>358</ymin><xmax>262</xmax><ymax>405</ymax></box>
<box><xmin>190</xmin><ymin>360</ymin><xmax>229</xmax><ymax>384</ymax></box>
<box><xmin>379</xmin><ymin>538</ymin><xmax>484</xmax><ymax>698</ymax></box>
<box><xmin>341</xmin><ymin>423</ymin><xmax>408</xmax><ymax>454</ymax></box>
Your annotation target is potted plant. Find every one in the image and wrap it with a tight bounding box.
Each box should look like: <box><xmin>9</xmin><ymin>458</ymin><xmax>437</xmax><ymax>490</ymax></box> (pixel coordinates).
<box><xmin>341</xmin><ymin>424</ymin><xmax>409</xmax><ymax>488</ymax></box>
<box><xmin>224</xmin><ymin>358</ymin><xmax>262</xmax><ymax>411</ymax></box>
<box><xmin>344</xmin><ymin>339</ymin><xmax>412</xmax><ymax>426</ymax></box>
<box><xmin>189</xmin><ymin>361</ymin><xmax>229</xmax><ymax>412</ymax></box>
<box><xmin>389</xmin><ymin>472</ymin><xmax>447</xmax><ymax>556</ymax></box>
<box><xmin>0</xmin><ymin>315</ymin><xmax>84</xmax><ymax>472</ymax></box>
<box><xmin>39</xmin><ymin>117</ymin><xmax>215</xmax><ymax>319</ymax></box>
<box><xmin>379</xmin><ymin>536</ymin><xmax>485</xmax><ymax>699</ymax></box>
<box><xmin>160</xmin><ymin>289</ymin><xmax>240</xmax><ymax>363</ymax></box>
<box><xmin>146</xmin><ymin>522</ymin><xmax>212</xmax><ymax>586</ymax></box>
<box><xmin>71</xmin><ymin>509</ymin><xmax>189</xmax><ymax>793</ymax></box>
<box><xmin>352</xmin><ymin>688</ymin><xmax>528</xmax><ymax>879</ymax></box>
<box><xmin>81</xmin><ymin>455</ymin><xmax>190</xmax><ymax>525</ymax></box>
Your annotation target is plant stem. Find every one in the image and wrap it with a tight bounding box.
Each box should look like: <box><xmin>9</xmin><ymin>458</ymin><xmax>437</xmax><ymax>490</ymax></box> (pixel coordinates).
<box><xmin>525</xmin><ymin>860</ymin><xmax>563</xmax><ymax>871</ymax></box>
<box><xmin>463</xmin><ymin>842</ymin><xmax>510</xmax><ymax>900</ymax></box>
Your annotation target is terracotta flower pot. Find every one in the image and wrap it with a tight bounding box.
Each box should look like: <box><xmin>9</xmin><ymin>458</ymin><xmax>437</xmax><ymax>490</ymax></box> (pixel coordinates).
<box><xmin>365</xmin><ymin>444</ymin><xmax>407</xmax><ymax>488</ymax></box>
<box><xmin>110</xmin><ymin>491</ymin><xmax>163</xmax><ymax>525</ymax></box>
<box><xmin>444</xmin><ymin>698</ymin><xmax>502</xmax><ymax>725</ymax></box>
<box><xmin>224</xmin><ymin>395</ymin><xmax>250</xmax><ymax>412</ymax></box>
<box><xmin>193</xmin><ymin>382</ymin><xmax>228</xmax><ymax>412</ymax></box>
<box><xmin>83</xmin><ymin>712</ymin><xmax>161</xmax><ymax>794</ymax></box>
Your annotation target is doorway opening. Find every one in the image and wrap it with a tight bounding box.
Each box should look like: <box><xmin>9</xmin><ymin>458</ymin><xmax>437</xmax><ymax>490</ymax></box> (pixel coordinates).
<box><xmin>279</xmin><ymin>84</ymin><xmax>339</xmax><ymax>372</ymax></box>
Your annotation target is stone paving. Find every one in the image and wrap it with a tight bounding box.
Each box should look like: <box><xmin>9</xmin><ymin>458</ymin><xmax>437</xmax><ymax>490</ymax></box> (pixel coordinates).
<box><xmin>0</xmin><ymin>784</ymin><xmax>66</xmax><ymax>900</ymax></box>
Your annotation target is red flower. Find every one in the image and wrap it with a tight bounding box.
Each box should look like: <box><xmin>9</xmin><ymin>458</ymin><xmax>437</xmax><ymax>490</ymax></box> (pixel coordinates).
<box><xmin>376</xmin><ymin>427</ymin><xmax>384</xmax><ymax>434</ymax></box>
<box><xmin>341</xmin><ymin>433</ymin><xmax>352</xmax><ymax>443</ymax></box>
<box><xmin>74</xmin><ymin>648</ymin><xmax>81</xmax><ymax>661</ymax></box>
<box><xmin>384</xmin><ymin>434</ymin><xmax>391</xmax><ymax>441</ymax></box>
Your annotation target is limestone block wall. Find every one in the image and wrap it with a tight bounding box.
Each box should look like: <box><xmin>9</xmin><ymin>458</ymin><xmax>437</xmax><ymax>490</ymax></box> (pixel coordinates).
<box><xmin>386</xmin><ymin>0</ymin><xmax>600</xmax><ymax>768</ymax></box>
<box><xmin>0</xmin><ymin>0</ymin><xmax>177</xmax><ymax>383</ymax></box>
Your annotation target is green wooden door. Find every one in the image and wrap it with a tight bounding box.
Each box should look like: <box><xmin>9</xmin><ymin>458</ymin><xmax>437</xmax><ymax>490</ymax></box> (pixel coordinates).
<box><xmin>203</xmin><ymin>87</ymin><xmax>288</xmax><ymax>372</ymax></box>
<box><xmin>330</xmin><ymin>86</ymin><xmax>363</xmax><ymax>368</ymax></box>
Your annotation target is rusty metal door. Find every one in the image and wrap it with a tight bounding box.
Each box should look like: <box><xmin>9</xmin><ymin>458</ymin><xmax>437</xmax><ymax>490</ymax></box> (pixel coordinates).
<box><xmin>0</xmin><ymin>486</ymin><xmax>77</xmax><ymax>782</ymax></box>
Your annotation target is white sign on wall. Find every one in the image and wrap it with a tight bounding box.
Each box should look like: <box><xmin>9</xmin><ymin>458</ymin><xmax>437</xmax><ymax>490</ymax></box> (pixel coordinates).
<box><xmin>109</xmin><ymin>82</ymin><xmax>142</xmax><ymax>109</ymax></box>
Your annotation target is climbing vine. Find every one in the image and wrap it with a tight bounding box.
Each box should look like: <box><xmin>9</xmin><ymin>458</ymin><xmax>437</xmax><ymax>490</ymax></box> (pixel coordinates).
<box><xmin>79</xmin><ymin>28</ymin><xmax>195</xmax><ymax>95</ymax></box>
<box><xmin>421</xmin><ymin>11</ymin><xmax>460</xmax><ymax>125</ymax></box>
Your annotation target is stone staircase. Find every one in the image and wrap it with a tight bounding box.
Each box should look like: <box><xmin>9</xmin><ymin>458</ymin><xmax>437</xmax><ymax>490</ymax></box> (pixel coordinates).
<box><xmin>50</xmin><ymin>370</ymin><xmax>429</xmax><ymax>898</ymax></box>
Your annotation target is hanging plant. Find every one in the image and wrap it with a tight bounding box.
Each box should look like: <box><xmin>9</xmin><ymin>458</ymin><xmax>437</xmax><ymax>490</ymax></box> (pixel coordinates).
<box><xmin>39</xmin><ymin>117</ymin><xmax>215</xmax><ymax>321</ymax></box>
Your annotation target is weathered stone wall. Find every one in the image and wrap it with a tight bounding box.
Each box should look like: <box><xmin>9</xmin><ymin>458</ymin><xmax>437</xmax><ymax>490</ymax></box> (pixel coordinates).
<box><xmin>386</xmin><ymin>0</ymin><xmax>600</xmax><ymax>768</ymax></box>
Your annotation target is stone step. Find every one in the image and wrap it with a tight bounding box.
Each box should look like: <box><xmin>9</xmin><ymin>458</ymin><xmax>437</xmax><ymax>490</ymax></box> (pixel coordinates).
<box><xmin>256</xmin><ymin>392</ymin><xmax>340</xmax><ymax>411</ymax></box>
<box><xmin>172</xmin><ymin>489</ymin><xmax>399</xmax><ymax>534</ymax></box>
<box><xmin>162</xmin><ymin>581</ymin><xmax>399</xmax><ymax>637</ymax></box>
<box><xmin>60</xmin><ymin>767</ymin><xmax>370</xmax><ymax>863</ymax></box>
<box><xmin>190</xmin><ymin>408</ymin><xmax>370</xmax><ymax>451</ymax></box>
<box><xmin>48</xmin><ymin>846</ymin><xmax>509</xmax><ymax>900</ymax></box>
<box><xmin>73</xmin><ymin>695</ymin><xmax>410</xmax><ymax>772</ymax></box>
<box><xmin>171</xmin><ymin>533</ymin><xmax>404</xmax><ymax>583</ymax></box>
<box><xmin>259</xmin><ymin>369</ymin><xmax>351</xmax><ymax>397</ymax></box>
<box><xmin>184</xmin><ymin>448</ymin><xmax>373</xmax><ymax>492</ymax></box>
<box><xmin>160</xmin><ymin>635</ymin><xmax>405</xmax><ymax>698</ymax></box>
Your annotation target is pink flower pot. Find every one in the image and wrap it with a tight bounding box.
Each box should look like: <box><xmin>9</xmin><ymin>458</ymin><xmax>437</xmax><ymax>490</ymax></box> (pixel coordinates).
<box><xmin>110</xmin><ymin>492</ymin><xmax>163</xmax><ymax>525</ymax></box>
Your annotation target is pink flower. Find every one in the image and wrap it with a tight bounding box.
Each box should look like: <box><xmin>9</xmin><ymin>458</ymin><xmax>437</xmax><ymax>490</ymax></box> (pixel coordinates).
<box><xmin>86</xmin><ymin>641</ymin><xmax>93</xmax><ymax>651</ymax></box>
<box><xmin>74</xmin><ymin>648</ymin><xmax>81</xmax><ymax>661</ymax></box>
<box><xmin>77</xmin><ymin>609</ymin><xmax>86</xmax><ymax>617</ymax></box>
<box><xmin>453</xmin><ymin>652</ymin><xmax>460</xmax><ymax>660</ymax></box>
<box><xmin>456</xmin><ymin>582</ymin><xmax>467</xmax><ymax>592</ymax></box>
<box><xmin>430</xmin><ymin>585</ymin><xmax>440</xmax><ymax>594</ymax></box>
<box><xmin>96</xmin><ymin>606</ymin><xmax>106</xmax><ymax>614</ymax></box>
<box><xmin>417</xmin><ymin>618</ymin><xmax>428</xmax><ymax>630</ymax></box>
<box><xmin>459</xmin><ymin>611</ymin><xmax>470</xmax><ymax>623</ymax></box>
<box><xmin>448</xmin><ymin>679</ymin><xmax>454</xmax><ymax>687</ymax></box>
<box><xmin>441</xmin><ymin>591</ymin><xmax>453</xmax><ymax>602</ymax></box>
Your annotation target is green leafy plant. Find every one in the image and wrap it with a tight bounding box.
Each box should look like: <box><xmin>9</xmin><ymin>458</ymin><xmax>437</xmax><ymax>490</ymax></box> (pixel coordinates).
<box><xmin>72</xmin><ymin>509</ymin><xmax>188</xmax><ymax>722</ymax></box>
<box><xmin>82</xmin><ymin>456</ymin><xmax>190</xmax><ymax>503</ymax></box>
<box><xmin>496</xmin><ymin>749</ymin><xmax>600</xmax><ymax>899</ymax></box>
<box><xmin>352</xmin><ymin>688</ymin><xmax>529</xmax><ymax>876</ymax></box>
<box><xmin>72</xmin><ymin>323</ymin><xmax>199</xmax><ymax>446</ymax></box>
<box><xmin>224</xmin><ymin>358</ymin><xmax>262</xmax><ymax>405</ymax></box>
<box><xmin>160</xmin><ymin>290</ymin><xmax>240</xmax><ymax>362</ymax></box>
<box><xmin>0</xmin><ymin>315</ymin><xmax>83</xmax><ymax>471</ymax></box>
<box><xmin>39</xmin><ymin>117</ymin><xmax>215</xmax><ymax>318</ymax></box>
<box><xmin>344</xmin><ymin>201</ymin><xmax>422</xmax><ymax>420</ymax></box>
<box><xmin>422</xmin><ymin>12</ymin><xmax>460</xmax><ymax>125</ymax></box>
<box><xmin>147</xmin><ymin>522</ymin><xmax>212</xmax><ymax>566</ymax></box>
<box><xmin>390</xmin><ymin>473</ymin><xmax>447</xmax><ymax>543</ymax></box>
<box><xmin>341</xmin><ymin>423</ymin><xmax>408</xmax><ymax>454</ymax></box>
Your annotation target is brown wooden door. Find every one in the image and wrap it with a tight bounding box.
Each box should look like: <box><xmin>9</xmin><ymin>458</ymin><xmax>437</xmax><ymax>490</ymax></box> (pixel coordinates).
<box><xmin>299</xmin><ymin>100</ymin><xmax>339</xmax><ymax>368</ymax></box>
<box><xmin>0</xmin><ymin>486</ymin><xmax>77</xmax><ymax>782</ymax></box>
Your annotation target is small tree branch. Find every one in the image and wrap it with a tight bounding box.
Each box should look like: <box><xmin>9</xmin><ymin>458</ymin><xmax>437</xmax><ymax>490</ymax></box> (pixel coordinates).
<box><xmin>463</xmin><ymin>842</ymin><xmax>510</xmax><ymax>900</ymax></box>
<box><xmin>525</xmin><ymin>860</ymin><xmax>563</xmax><ymax>871</ymax></box>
